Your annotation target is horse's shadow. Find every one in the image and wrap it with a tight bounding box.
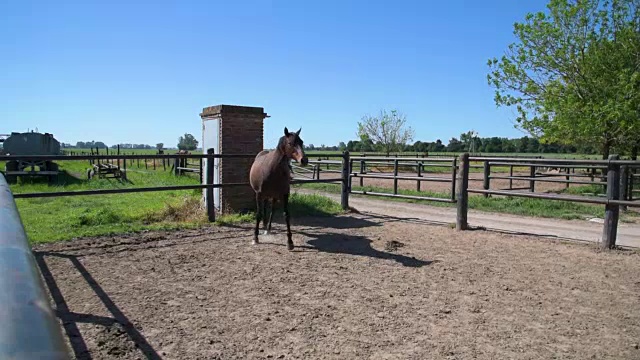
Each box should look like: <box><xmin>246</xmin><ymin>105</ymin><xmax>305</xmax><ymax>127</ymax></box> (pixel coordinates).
<box><xmin>296</xmin><ymin>231</ymin><xmax>434</xmax><ymax>268</ymax></box>
<box><xmin>263</xmin><ymin>215</ymin><xmax>434</xmax><ymax>268</ymax></box>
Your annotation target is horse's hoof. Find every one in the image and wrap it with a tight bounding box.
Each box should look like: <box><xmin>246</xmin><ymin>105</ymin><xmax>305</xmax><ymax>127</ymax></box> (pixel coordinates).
<box><xmin>263</xmin><ymin>230</ymin><xmax>270</xmax><ymax>235</ymax></box>
<box><xmin>253</xmin><ymin>239</ymin><xmax>259</xmax><ymax>245</ymax></box>
<box><xmin>287</xmin><ymin>242</ymin><xmax>294</xmax><ymax>251</ymax></box>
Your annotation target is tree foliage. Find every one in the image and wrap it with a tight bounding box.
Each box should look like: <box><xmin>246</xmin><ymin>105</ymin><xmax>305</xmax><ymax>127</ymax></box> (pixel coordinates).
<box><xmin>487</xmin><ymin>0</ymin><xmax>640</xmax><ymax>158</ymax></box>
<box><xmin>356</xmin><ymin>109</ymin><xmax>415</xmax><ymax>155</ymax></box>
<box><xmin>177</xmin><ymin>133</ymin><xmax>199</xmax><ymax>151</ymax></box>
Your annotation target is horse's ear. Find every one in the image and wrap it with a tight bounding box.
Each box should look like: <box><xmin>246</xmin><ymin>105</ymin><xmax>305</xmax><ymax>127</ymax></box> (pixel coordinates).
<box><xmin>296</xmin><ymin>128</ymin><xmax>301</xmax><ymax>136</ymax></box>
<box><xmin>284</xmin><ymin>127</ymin><xmax>289</xmax><ymax>136</ymax></box>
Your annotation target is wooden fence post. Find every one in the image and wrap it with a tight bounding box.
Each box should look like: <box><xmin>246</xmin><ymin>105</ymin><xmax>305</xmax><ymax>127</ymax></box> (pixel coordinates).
<box><xmin>341</xmin><ymin>151</ymin><xmax>350</xmax><ymax>210</ymax></box>
<box><xmin>482</xmin><ymin>161</ymin><xmax>490</xmax><ymax>198</ymax></box>
<box><xmin>206</xmin><ymin>148</ymin><xmax>216</xmax><ymax>222</ymax></box>
<box><xmin>529</xmin><ymin>165</ymin><xmax>536</xmax><ymax>192</ymax></box>
<box><xmin>393</xmin><ymin>159</ymin><xmax>399</xmax><ymax>195</ymax></box>
<box><xmin>620</xmin><ymin>165</ymin><xmax>629</xmax><ymax>212</ymax></box>
<box><xmin>509</xmin><ymin>165</ymin><xmax>513</xmax><ymax>190</ymax></box>
<box><xmin>456</xmin><ymin>153</ymin><xmax>470</xmax><ymax>231</ymax></box>
<box><xmin>450</xmin><ymin>157</ymin><xmax>457</xmax><ymax>202</ymax></box>
<box><xmin>122</xmin><ymin>154</ymin><xmax>127</xmax><ymax>181</ymax></box>
<box><xmin>602</xmin><ymin>155</ymin><xmax>621</xmax><ymax>249</ymax></box>
<box><xmin>417</xmin><ymin>161</ymin><xmax>422</xmax><ymax>192</ymax></box>
<box><xmin>359</xmin><ymin>160</ymin><xmax>365</xmax><ymax>187</ymax></box>
<box><xmin>629</xmin><ymin>169</ymin><xmax>635</xmax><ymax>201</ymax></box>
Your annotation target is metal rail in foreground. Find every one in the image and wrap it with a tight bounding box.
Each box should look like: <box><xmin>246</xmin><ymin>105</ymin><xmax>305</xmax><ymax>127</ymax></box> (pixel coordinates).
<box><xmin>0</xmin><ymin>174</ymin><xmax>71</xmax><ymax>359</ymax></box>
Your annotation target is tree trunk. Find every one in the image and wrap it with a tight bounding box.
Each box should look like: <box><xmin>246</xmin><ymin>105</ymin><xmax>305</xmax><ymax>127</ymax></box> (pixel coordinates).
<box><xmin>601</xmin><ymin>141</ymin><xmax>611</xmax><ymax>160</ymax></box>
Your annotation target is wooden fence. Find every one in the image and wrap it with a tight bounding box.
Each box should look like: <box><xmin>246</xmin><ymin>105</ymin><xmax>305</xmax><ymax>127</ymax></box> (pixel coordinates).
<box><xmin>293</xmin><ymin>151</ymin><xmax>640</xmax><ymax>249</ymax></box>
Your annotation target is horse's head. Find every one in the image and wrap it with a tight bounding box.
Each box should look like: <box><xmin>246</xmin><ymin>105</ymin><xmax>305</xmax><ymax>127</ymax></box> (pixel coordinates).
<box><xmin>279</xmin><ymin>127</ymin><xmax>308</xmax><ymax>166</ymax></box>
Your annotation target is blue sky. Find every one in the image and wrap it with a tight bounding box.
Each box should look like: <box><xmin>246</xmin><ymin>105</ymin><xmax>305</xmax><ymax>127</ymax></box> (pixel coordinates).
<box><xmin>1</xmin><ymin>0</ymin><xmax>549</xmax><ymax>149</ymax></box>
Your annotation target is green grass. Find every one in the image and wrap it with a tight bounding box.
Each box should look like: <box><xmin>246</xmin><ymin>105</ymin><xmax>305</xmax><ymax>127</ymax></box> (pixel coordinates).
<box><xmin>294</xmin><ymin>182</ymin><xmax>640</xmax><ymax>221</ymax></box>
<box><xmin>561</xmin><ymin>184</ymin><xmax>607</xmax><ymax>196</ymax></box>
<box><xmin>4</xmin><ymin>157</ymin><xmax>343</xmax><ymax>244</ymax></box>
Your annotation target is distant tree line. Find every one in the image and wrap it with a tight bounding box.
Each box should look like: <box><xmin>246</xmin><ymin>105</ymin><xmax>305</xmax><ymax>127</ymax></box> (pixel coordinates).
<box><xmin>304</xmin><ymin>142</ymin><xmax>347</xmax><ymax>152</ymax></box>
<box><xmin>62</xmin><ymin>142</ymin><xmax>154</xmax><ymax>149</ymax></box>
<box><xmin>111</xmin><ymin>144</ymin><xmax>155</xmax><ymax>149</ymax></box>
<box><xmin>62</xmin><ymin>141</ymin><xmax>109</xmax><ymax>149</ymax></box>
<box><xmin>344</xmin><ymin>135</ymin><xmax>599</xmax><ymax>154</ymax></box>
<box><xmin>61</xmin><ymin>141</ymin><xmax>172</xmax><ymax>150</ymax></box>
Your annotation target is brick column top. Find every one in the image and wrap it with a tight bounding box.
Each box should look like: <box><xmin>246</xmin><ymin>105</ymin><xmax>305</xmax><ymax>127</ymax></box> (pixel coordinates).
<box><xmin>200</xmin><ymin>104</ymin><xmax>269</xmax><ymax>119</ymax></box>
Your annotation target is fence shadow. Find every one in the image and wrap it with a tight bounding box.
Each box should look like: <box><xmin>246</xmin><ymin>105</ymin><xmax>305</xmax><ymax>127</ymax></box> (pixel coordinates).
<box><xmin>34</xmin><ymin>252</ymin><xmax>161</xmax><ymax>360</ymax></box>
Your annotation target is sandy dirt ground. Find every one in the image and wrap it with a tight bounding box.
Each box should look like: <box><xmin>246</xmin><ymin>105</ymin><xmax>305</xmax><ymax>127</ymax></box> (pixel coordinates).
<box><xmin>34</xmin><ymin>212</ymin><xmax>640</xmax><ymax>360</ymax></box>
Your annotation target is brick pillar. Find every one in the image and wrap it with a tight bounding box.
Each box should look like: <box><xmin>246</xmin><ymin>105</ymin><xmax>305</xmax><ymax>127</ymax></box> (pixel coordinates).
<box><xmin>200</xmin><ymin>105</ymin><xmax>268</xmax><ymax>214</ymax></box>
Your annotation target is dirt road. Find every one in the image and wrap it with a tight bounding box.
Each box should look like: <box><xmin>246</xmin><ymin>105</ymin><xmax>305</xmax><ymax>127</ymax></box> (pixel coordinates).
<box><xmin>295</xmin><ymin>189</ymin><xmax>640</xmax><ymax>248</ymax></box>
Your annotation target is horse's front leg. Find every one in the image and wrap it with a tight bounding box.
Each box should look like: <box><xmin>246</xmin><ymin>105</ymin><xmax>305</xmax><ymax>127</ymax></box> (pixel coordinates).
<box><xmin>283</xmin><ymin>193</ymin><xmax>293</xmax><ymax>250</ymax></box>
<box><xmin>254</xmin><ymin>192</ymin><xmax>263</xmax><ymax>245</ymax></box>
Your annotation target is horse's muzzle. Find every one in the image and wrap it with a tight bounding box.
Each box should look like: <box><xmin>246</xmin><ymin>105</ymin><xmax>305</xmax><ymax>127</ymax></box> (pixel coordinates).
<box><xmin>301</xmin><ymin>157</ymin><xmax>309</xmax><ymax>166</ymax></box>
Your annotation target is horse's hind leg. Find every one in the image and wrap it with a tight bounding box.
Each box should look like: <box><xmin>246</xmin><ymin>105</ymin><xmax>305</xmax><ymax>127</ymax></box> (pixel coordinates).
<box><xmin>262</xmin><ymin>199</ymin><xmax>270</xmax><ymax>235</ymax></box>
<box><xmin>283</xmin><ymin>193</ymin><xmax>293</xmax><ymax>250</ymax></box>
<box><xmin>254</xmin><ymin>192</ymin><xmax>263</xmax><ymax>245</ymax></box>
<box><xmin>266</xmin><ymin>199</ymin><xmax>275</xmax><ymax>234</ymax></box>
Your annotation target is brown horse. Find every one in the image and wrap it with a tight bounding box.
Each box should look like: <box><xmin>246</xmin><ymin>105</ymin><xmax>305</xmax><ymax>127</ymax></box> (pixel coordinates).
<box><xmin>249</xmin><ymin>127</ymin><xmax>308</xmax><ymax>250</ymax></box>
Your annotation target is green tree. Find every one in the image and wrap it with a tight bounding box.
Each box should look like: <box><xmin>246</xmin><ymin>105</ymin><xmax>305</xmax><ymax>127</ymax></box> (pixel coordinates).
<box><xmin>460</xmin><ymin>130</ymin><xmax>480</xmax><ymax>152</ymax></box>
<box><xmin>357</xmin><ymin>109</ymin><xmax>415</xmax><ymax>156</ymax></box>
<box><xmin>177</xmin><ymin>133</ymin><xmax>199</xmax><ymax>151</ymax></box>
<box><xmin>487</xmin><ymin>0</ymin><xmax>640</xmax><ymax>158</ymax></box>
<box><xmin>156</xmin><ymin>143</ymin><xmax>164</xmax><ymax>150</ymax></box>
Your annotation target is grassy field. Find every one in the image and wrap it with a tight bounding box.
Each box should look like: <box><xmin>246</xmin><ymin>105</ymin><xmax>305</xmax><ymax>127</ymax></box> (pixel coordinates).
<box><xmin>2</xmin><ymin>157</ymin><xmax>343</xmax><ymax>244</ymax></box>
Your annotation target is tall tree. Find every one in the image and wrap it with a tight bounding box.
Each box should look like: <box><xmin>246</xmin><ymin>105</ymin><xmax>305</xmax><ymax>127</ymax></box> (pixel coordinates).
<box><xmin>357</xmin><ymin>109</ymin><xmax>415</xmax><ymax>155</ymax></box>
<box><xmin>487</xmin><ymin>0</ymin><xmax>640</xmax><ymax>158</ymax></box>
<box><xmin>177</xmin><ymin>133</ymin><xmax>199</xmax><ymax>151</ymax></box>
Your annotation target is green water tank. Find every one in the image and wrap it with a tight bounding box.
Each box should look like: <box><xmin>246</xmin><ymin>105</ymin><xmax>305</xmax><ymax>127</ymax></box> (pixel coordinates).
<box><xmin>2</xmin><ymin>131</ymin><xmax>61</xmax><ymax>155</ymax></box>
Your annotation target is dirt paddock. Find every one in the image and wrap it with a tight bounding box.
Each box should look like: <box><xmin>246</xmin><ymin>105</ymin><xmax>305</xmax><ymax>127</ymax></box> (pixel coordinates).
<box><xmin>34</xmin><ymin>213</ymin><xmax>640</xmax><ymax>359</ymax></box>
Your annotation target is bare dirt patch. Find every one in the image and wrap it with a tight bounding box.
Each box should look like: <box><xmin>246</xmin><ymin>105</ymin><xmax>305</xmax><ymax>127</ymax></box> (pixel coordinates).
<box><xmin>34</xmin><ymin>214</ymin><xmax>640</xmax><ymax>359</ymax></box>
